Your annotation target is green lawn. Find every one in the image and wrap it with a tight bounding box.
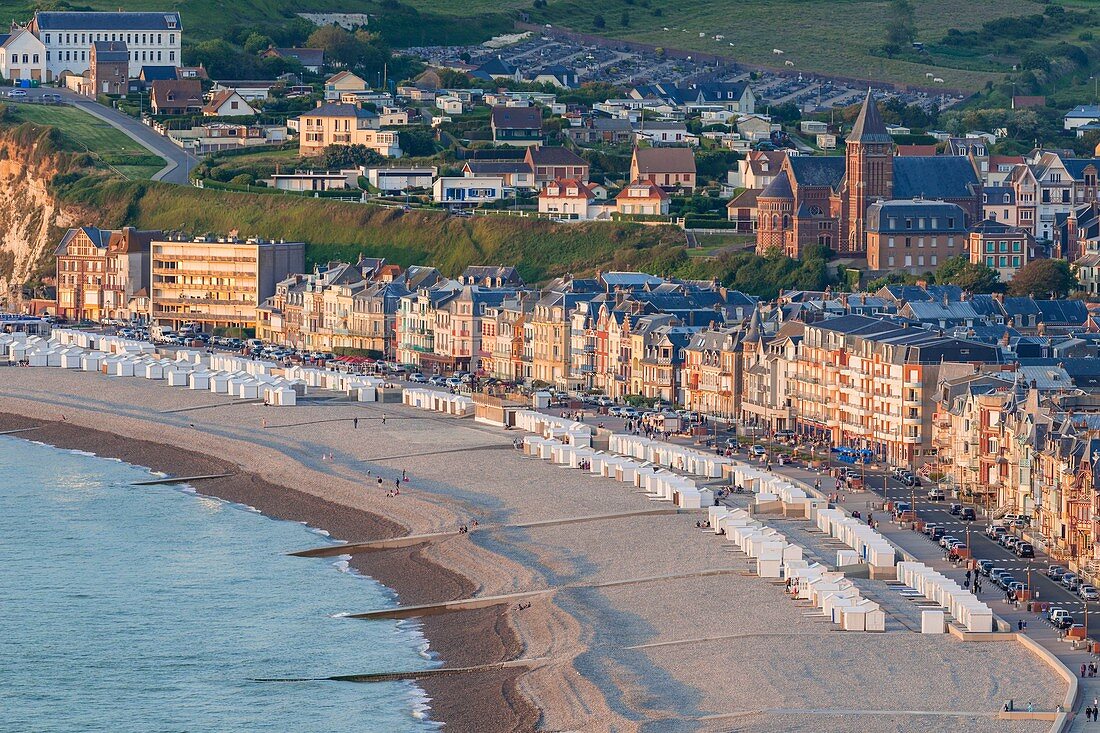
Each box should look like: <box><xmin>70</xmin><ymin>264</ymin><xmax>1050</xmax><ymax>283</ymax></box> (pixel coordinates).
<box><xmin>8</xmin><ymin>103</ymin><xmax>165</xmax><ymax>179</ymax></box>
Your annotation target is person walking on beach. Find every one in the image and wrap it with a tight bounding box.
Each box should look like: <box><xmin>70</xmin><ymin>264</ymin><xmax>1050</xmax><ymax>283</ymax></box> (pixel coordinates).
<box><xmin>354</xmin><ymin>417</ymin><xmax>359</xmax><ymax>429</ymax></box>
<box><xmin>381</xmin><ymin>414</ymin><xmax>387</xmax><ymax>425</ymax></box>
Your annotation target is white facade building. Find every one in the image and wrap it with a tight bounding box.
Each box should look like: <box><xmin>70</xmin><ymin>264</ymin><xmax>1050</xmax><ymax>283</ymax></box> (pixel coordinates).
<box><xmin>0</xmin><ymin>29</ymin><xmax>46</xmax><ymax>82</ymax></box>
<box><xmin>29</xmin><ymin>11</ymin><xmax>182</xmax><ymax>81</ymax></box>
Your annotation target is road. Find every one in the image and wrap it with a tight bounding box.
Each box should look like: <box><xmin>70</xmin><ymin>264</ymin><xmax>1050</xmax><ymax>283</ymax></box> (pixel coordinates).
<box><xmin>8</xmin><ymin>89</ymin><xmax>197</xmax><ymax>184</ymax></box>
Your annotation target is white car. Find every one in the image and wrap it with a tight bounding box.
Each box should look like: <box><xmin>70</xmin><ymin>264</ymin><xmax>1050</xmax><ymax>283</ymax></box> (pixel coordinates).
<box><xmin>8</xmin><ymin>89</ymin><xmax>27</xmax><ymax>98</ymax></box>
<box><xmin>750</xmin><ymin>445</ymin><xmax>767</xmax><ymax>457</ymax></box>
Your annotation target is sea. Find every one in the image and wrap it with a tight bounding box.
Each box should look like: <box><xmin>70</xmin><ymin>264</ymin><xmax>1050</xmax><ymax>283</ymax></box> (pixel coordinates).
<box><xmin>0</xmin><ymin>436</ymin><xmax>439</xmax><ymax>732</ymax></box>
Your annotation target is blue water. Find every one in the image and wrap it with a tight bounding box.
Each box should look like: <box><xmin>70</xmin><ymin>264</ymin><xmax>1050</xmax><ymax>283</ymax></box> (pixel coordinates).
<box><xmin>0</xmin><ymin>437</ymin><xmax>439</xmax><ymax>733</ymax></box>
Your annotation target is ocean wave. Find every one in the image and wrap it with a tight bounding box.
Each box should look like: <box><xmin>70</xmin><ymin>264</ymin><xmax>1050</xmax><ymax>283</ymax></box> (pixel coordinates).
<box><xmin>68</xmin><ymin>449</ymin><xmax>98</xmax><ymax>457</ymax></box>
<box><xmin>329</xmin><ymin>612</ymin><xmax>352</xmax><ymax>618</ymax></box>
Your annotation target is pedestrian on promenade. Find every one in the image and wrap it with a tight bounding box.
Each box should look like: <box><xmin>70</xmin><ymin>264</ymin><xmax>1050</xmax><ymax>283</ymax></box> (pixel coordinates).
<box><xmin>354</xmin><ymin>417</ymin><xmax>359</xmax><ymax>429</ymax></box>
<box><xmin>382</xmin><ymin>414</ymin><xmax>387</xmax><ymax>425</ymax></box>
<box><xmin>1081</xmin><ymin>663</ymin><xmax>1087</xmax><ymax>678</ymax></box>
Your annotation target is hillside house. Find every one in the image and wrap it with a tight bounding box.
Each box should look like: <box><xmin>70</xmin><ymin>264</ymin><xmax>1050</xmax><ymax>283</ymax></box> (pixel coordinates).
<box><xmin>525</xmin><ymin>146</ymin><xmax>589</xmax><ymax>188</ymax></box>
<box><xmin>202</xmin><ymin>89</ymin><xmax>255</xmax><ymax>117</ymax></box>
<box><xmin>615</xmin><ymin>180</ymin><xmax>670</xmax><ymax>217</ymax></box>
<box><xmin>149</xmin><ymin>79</ymin><xmax>203</xmax><ymax>114</ymax></box>
<box><xmin>262</xmin><ymin>47</ymin><xmax>324</xmax><ymax>73</ymax></box>
<box><xmin>491</xmin><ymin>105</ymin><xmax>543</xmax><ymax>146</ymax></box>
<box><xmin>293</xmin><ymin>101</ymin><xmax>401</xmax><ymax>157</ymax></box>
<box><xmin>630</xmin><ymin>147</ymin><xmax>696</xmax><ymax>192</ymax></box>
<box><xmin>324</xmin><ymin>70</ymin><xmax>367</xmax><ymax>100</ymax></box>
<box><xmin>89</xmin><ymin>40</ymin><xmax>128</xmax><ymax>95</ymax></box>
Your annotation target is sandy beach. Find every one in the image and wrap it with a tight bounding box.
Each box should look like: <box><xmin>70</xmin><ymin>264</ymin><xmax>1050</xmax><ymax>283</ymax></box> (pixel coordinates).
<box><xmin>0</xmin><ymin>366</ymin><xmax>1069</xmax><ymax>732</ymax></box>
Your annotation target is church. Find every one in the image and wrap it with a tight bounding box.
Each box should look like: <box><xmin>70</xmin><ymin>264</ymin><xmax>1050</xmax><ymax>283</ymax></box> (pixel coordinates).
<box><xmin>755</xmin><ymin>91</ymin><xmax>983</xmax><ymax>264</ymax></box>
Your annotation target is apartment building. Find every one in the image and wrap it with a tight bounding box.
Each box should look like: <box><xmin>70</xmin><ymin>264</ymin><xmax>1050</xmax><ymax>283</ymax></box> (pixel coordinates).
<box><xmin>682</xmin><ymin>327</ymin><xmax>746</xmax><ymax>420</ymax></box>
<box><xmin>865</xmin><ymin>199</ymin><xmax>970</xmax><ymax>273</ymax></box>
<box><xmin>150</xmin><ymin>235</ymin><xmax>304</xmax><ymax>332</ymax></box>
<box><xmin>785</xmin><ymin>315</ymin><xmax>1000</xmax><ymax>467</ymax></box>
<box><xmin>968</xmin><ymin>219</ymin><xmax>1035</xmax><ymax>281</ymax></box>
<box><xmin>55</xmin><ymin>226</ymin><xmax>160</xmax><ymax>323</ymax></box>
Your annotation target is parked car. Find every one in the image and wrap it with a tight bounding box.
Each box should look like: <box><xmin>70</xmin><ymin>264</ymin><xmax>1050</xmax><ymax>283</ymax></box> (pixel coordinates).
<box><xmin>1081</xmin><ymin>585</ymin><xmax>1100</xmax><ymax>602</ymax></box>
<box><xmin>1055</xmin><ymin>616</ymin><xmax>1077</xmax><ymax>630</ymax></box>
<box><xmin>750</xmin><ymin>445</ymin><xmax>767</xmax><ymax>457</ymax></box>
<box><xmin>899</xmin><ymin>472</ymin><xmax>922</xmax><ymax>487</ymax></box>
<box><xmin>607</xmin><ymin>406</ymin><xmax>624</xmax><ymax>417</ymax></box>
<box><xmin>927</xmin><ymin>488</ymin><xmax>946</xmax><ymax>501</ymax></box>
<box><xmin>8</xmin><ymin>89</ymin><xmax>27</xmax><ymax>98</ymax></box>
<box><xmin>961</xmin><ymin>508</ymin><xmax>976</xmax><ymax>522</ymax></box>
<box><xmin>1002</xmin><ymin>536</ymin><xmax>1020</xmax><ymax>552</ymax></box>
<box><xmin>977</xmin><ymin>560</ymin><xmax>994</xmax><ymax>576</ymax></box>
<box><xmin>409</xmin><ymin>373</ymin><xmax>427</xmax><ymax>383</ymax></box>
<box><xmin>1015</xmin><ymin>542</ymin><xmax>1034</xmax><ymax>558</ymax></box>
<box><xmin>1062</xmin><ymin>573</ymin><xmax>1081</xmax><ymax>591</ymax></box>
<box><xmin>949</xmin><ymin>504</ymin><xmax>962</xmax><ymax>516</ymax></box>
<box><xmin>1047</xmin><ymin>565</ymin><xmax>1065</xmax><ymax>580</ymax></box>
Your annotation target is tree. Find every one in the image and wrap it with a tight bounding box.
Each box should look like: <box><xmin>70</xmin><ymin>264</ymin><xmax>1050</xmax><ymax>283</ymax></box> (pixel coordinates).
<box><xmin>1007</xmin><ymin>259</ymin><xmax>1078</xmax><ymax>298</ymax></box>
<box><xmin>320</xmin><ymin>144</ymin><xmax>384</xmax><ymax>168</ymax></box>
<box><xmin>886</xmin><ymin>0</ymin><xmax>916</xmax><ymax>48</ymax></box>
<box><xmin>936</xmin><ymin>255</ymin><xmax>1000</xmax><ymax>293</ymax></box>
<box><xmin>243</xmin><ymin>32</ymin><xmax>274</xmax><ymax>55</ymax></box>
<box><xmin>593</xmin><ymin>14</ymin><xmax>606</xmax><ymax>29</ymax></box>
<box><xmin>399</xmin><ymin>128</ymin><xmax>438</xmax><ymax>157</ymax></box>
<box><xmin>621</xmin><ymin>10</ymin><xmax>630</xmax><ymax>26</ymax></box>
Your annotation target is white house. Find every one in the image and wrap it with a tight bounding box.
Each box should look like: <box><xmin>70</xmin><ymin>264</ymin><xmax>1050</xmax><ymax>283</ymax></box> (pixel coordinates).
<box><xmin>0</xmin><ymin>28</ymin><xmax>46</xmax><ymax>82</ymax></box>
<box><xmin>1065</xmin><ymin>104</ymin><xmax>1100</xmax><ymax>132</ymax></box>
<box><xmin>436</xmin><ymin>95</ymin><xmax>463</xmax><ymax>115</ymax></box>
<box><xmin>432</xmin><ymin>176</ymin><xmax>504</xmax><ymax>206</ymax></box>
<box><xmin>538</xmin><ymin>179</ymin><xmax>598</xmax><ymax>220</ymax></box>
<box><xmin>364</xmin><ymin>166</ymin><xmax>436</xmax><ymax>192</ymax></box>
<box><xmin>29</xmin><ymin>10</ymin><xmax>181</xmax><ymax>81</ymax></box>
<box><xmin>202</xmin><ymin>89</ymin><xmax>255</xmax><ymax>117</ymax></box>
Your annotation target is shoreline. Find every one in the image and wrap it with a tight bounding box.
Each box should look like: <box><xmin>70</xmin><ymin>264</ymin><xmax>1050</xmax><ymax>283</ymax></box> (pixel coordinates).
<box><xmin>0</xmin><ymin>411</ymin><xmax>539</xmax><ymax>733</ymax></box>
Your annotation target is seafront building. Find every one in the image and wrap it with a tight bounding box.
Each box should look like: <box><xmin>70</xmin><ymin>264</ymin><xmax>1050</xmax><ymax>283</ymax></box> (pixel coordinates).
<box><xmin>149</xmin><ymin>235</ymin><xmax>304</xmax><ymax>332</ymax></box>
<box><xmin>54</xmin><ymin>226</ymin><xmax>161</xmax><ymax>324</ymax></box>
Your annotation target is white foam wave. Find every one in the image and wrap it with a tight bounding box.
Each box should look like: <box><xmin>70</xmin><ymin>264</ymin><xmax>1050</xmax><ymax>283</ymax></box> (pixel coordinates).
<box><xmin>68</xmin><ymin>449</ymin><xmax>97</xmax><ymax>457</ymax></box>
<box><xmin>329</xmin><ymin>611</ymin><xmax>352</xmax><ymax>618</ymax></box>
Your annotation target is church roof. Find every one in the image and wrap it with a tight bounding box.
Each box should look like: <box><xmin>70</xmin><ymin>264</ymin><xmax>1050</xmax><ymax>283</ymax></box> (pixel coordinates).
<box><xmin>893</xmin><ymin>156</ymin><xmax>980</xmax><ymax>200</ymax></box>
<box><xmin>787</xmin><ymin>155</ymin><xmax>845</xmax><ymax>189</ymax></box>
<box><xmin>758</xmin><ymin>170</ymin><xmax>793</xmax><ymax>199</ymax></box>
<box><xmin>848</xmin><ymin>90</ymin><xmax>893</xmax><ymax>145</ymax></box>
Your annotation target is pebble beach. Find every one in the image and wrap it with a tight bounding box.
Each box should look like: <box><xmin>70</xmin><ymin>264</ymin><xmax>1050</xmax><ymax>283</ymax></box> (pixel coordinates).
<box><xmin>0</xmin><ymin>367</ymin><xmax>1067</xmax><ymax>732</ymax></box>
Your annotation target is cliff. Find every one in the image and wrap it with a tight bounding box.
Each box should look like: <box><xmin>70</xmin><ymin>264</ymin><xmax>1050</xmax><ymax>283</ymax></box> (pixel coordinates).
<box><xmin>0</xmin><ymin>124</ymin><xmax>103</xmax><ymax>307</ymax></box>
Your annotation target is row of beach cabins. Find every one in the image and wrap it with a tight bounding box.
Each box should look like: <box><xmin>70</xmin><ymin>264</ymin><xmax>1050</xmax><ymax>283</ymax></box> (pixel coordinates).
<box><xmin>2</xmin><ymin>330</ymin><xmax>396</xmax><ymax>406</ymax></box>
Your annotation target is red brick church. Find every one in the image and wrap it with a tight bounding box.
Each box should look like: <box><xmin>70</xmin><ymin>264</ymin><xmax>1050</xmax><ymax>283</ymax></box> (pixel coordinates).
<box><xmin>756</xmin><ymin>91</ymin><xmax>982</xmax><ymax>258</ymax></box>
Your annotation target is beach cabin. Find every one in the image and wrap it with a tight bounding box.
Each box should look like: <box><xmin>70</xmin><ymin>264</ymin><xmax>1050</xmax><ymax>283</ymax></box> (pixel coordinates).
<box><xmin>188</xmin><ymin>371</ymin><xmax>211</xmax><ymax>390</ymax></box>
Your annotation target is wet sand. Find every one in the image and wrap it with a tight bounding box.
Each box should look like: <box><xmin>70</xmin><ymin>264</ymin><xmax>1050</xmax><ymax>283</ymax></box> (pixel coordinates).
<box><xmin>0</xmin><ymin>411</ymin><xmax>538</xmax><ymax>733</ymax></box>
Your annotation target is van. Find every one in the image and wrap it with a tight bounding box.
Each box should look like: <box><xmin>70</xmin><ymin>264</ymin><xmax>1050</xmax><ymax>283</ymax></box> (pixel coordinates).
<box><xmin>927</xmin><ymin>488</ymin><xmax>945</xmax><ymax>501</ymax></box>
<box><xmin>246</xmin><ymin>338</ymin><xmax>263</xmax><ymax>350</ymax></box>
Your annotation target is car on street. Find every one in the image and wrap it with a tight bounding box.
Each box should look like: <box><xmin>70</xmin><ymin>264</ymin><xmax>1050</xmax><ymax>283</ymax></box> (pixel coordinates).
<box><xmin>1082</xmin><ymin>585</ymin><xmax>1100</xmax><ymax>602</ymax></box>
<box><xmin>1015</xmin><ymin>542</ymin><xmax>1034</xmax><ymax>558</ymax></box>
<box><xmin>620</xmin><ymin>407</ymin><xmax>638</xmax><ymax>418</ymax></box>
<box><xmin>949</xmin><ymin>504</ymin><xmax>962</xmax><ymax>516</ymax></box>
<box><xmin>8</xmin><ymin>89</ymin><xmax>27</xmax><ymax>98</ymax></box>
<box><xmin>927</xmin><ymin>488</ymin><xmax>946</xmax><ymax>501</ymax></box>
<box><xmin>1002</xmin><ymin>536</ymin><xmax>1020</xmax><ymax>552</ymax></box>
<box><xmin>724</xmin><ymin>438</ymin><xmax>741</xmax><ymax>450</ymax></box>
<box><xmin>750</xmin><ymin>445</ymin><xmax>767</xmax><ymax>457</ymax></box>
<box><xmin>899</xmin><ymin>472</ymin><xmax>922</xmax><ymax>487</ymax></box>
<box><xmin>1048</xmin><ymin>565</ymin><xmax>1066</xmax><ymax>580</ymax></box>
<box><xmin>1055</xmin><ymin>616</ymin><xmax>1078</xmax><ymax>630</ymax></box>
<box><xmin>409</xmin><ymin>373</ymin><xmax>427</xmax><ymax>383</ymax></box>
<box><xmin>939</xmin><ymin>535</ymin><xmax>958</xmax><ymax>549</ymax></box>
<box><xmin>1062</xmin><ymin>573</ymin><xmax>1080</xmax><ymax>591</ymax></box>
<box><xmin>961</xmin><ymin>508</ymin><xmax>976</xmax><ymax>521</ymax></box>
<box><xmin>977</xmin><ymin>560</ymin><xmax>994</xmax><ymax>576</ymax></box>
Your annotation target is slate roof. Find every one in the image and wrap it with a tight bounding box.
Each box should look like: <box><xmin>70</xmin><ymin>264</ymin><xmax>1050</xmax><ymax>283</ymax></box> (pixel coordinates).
<box><xmin>1035</xmin><ymin>299</ymin><xmax>1089</xmax><ymax>324</ymax></box>
<box><xmin>491</xmin><ymin>105</ymin><xmax>542</xmax><ymax>130</ymax></box>
<box><xmin>786</xmin><ymin>156</ymin><xmax>845</xmax><ymax>189</ymax></box>
<box><xmin>464</xmin><ymin>161</ymin><xmax>533</xmax><ymax>175</ymax></box>
<box><xmin>300</xmin><ymin>102</ymin><xmax>377</xmax><ymax>119</ymax></box>
<box><xmin>268</xmin><ymin>47</ymin><xmax>324</xmax><ymax>67</ymax></box>
<box><xmin>632</xmin><ymin>147</ymin><xmax>696</xmax><ymax>174</ymax></box>
<box><xmin>1061</xmin><ymin>159</ymin><xmax>1100</xmax><ymax>182</ymax></box>
<box><xmin>34</xmin><ymin>11</ymin><xmax>181</xmax><ymax>30</ymax></box>
<box><xmin>848</xmin><ymin>90</ymin><xmax>893</xmax><ymax>144</ymax></box>
<box><xmin>526</xmin><ymin>146</ymin><xmax>587</xmax><ymax>167</ymax></box>
<box><xmin>758</xmin><ymin>170</ymin><xmax>793</xmax><ymax>199</ymax></box>
<box><xmin>983</xmin><ymin>186</ymin><xmax>1015</xmax><ymax>205</ymax></box>
<box><xmin>892</xmin><ymin>156</ymin><xmax>980</xmax><ymax>200</ymax></box>
<box><xmin>139</xmin><ymin>65</ymin><xmax>177</xmax><ymax>81</ymax></box>
<box><xmin>866</xmin><ymin>199</ymin><xmax>968</xmax><ymax>233</ymax></box>
<box><xmin>91</xmin><ymin>40</ymin><xmax>128</xmax><ymax>63</ymax></box>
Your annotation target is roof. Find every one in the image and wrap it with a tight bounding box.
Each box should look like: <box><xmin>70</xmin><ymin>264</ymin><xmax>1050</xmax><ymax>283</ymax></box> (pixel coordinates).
<box><xmin>892</xmin><ymin>156</ymin><xmax>980</xmax><ymax>200</ymax></box>
<box><xmin>268</xmin><ymin>47</ymin><xmax>324</xmax><ymax>66</ymax></box>
<box><xmin>326</xmin><ymin>70</ymin><xmax>364</xmax><ymax>85</ymax></box>
<box><xmin>896</xmin><ymin>144</ymin><xmax>938</xmax><ymax>156</ymax></box>
<box><xmin>150</xmin><ymin>80</ymin><xmax>203</xmax><ymax>110</ymax></box>
<box><xmin>203</xmin><ymin>89</ymin><xmax>252</xmax><ymax>115</ymax></box>
<box><xmin>969</xmin><ymin>218</ymin><xmax>1030</xmax><ymax>237</ymax></box>
<box><xmin>299</xmin><ymin>102</ymin><xmax>377</xmax><ymax>119</ymax></box>
<box><xmin>747</xmin><ymin>150</ymin><xmax>786</xmax><ymax>176</ymax></box>
<box><xmin>476</xmin><ymin>58</ymin><xmax>516</xmax><ymax>77</ymax></box>
<box><xmin>526</xmin><ymin>146</ymin><xmax>588</xmax><ymax>167</ymax></box>
<box><xmin>848</xmin><ymin>90</ymin><xmax>893</xmax><ymax>144</ymax></box>
<box><xmin>601</xmin><ymin>272</ymin><xmax>663</xmax><ymax>289</ymax></box>
<box><xmin>866</xmin><ymin>199</ymin><xmax>968</xmax><ymax>233</ymax></box>
<box><xmin>1066</xmin><ymin>105</ymin><xmax>1100</xmax><ymax>119</ymax></box>
<box><xmin>758</xmin><ymin>170</ymin><xmax>793</xmax><ymax>200</ymax></box>
<box><xmin>91</xmin><ymin>40</ymin><xmax>128</xmax><ymax>63</ymax></box>
<box><xmin>33</xmin><ymin>11</ymin><xmax>182</xmax><ymax>31</ymax></box>
<box><xmin>491</xmin><ymin>105</ymin><xmax>542</xmax><ymax>130</ymax></box>
<box><xmin>632</xmin><ymin>146</ymin><xmax>696</xmax><ymax>174</ymax></box>
<box><xmin>616</xmin><ymin>179</ymin><xmax>669</xmax><ymax>201</ymax></box>
<box><xmin>787</xmin><ymin>156</ymin><xmax>845</xmax><ymax>189</ymax></box>
<box><xmin>983</xmin><ymin>186</ymin><xmax>1015</xmax><ymax>205</ymax></box>
<box><xmin>139</xmin><ymin>65</ymin><xmax>177</xmax><ymax>81</ymax></box>
<box><xmin>726</xmin><ymin>188</ymin><xmax>760</xmax><ymax>209</ymax></box>
<box><xmin>464</xmin><ymin>161</ymin><xmax>532</xmax><ymax>175</ymax></box>
<box><xmin>541</xmin><ymin>179</ymin><xmax>595</xmax><ymax>199</ymax></box>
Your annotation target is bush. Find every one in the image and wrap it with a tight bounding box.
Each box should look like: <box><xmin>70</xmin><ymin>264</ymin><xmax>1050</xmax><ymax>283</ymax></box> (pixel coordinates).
<box><xmin>230</xmin><ymin>173</ymin><xmax>255</xmax><ymax>185</ymax></box>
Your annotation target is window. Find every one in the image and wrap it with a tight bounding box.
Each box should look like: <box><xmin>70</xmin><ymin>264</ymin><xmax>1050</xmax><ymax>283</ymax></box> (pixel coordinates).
<box><xmin>918</xmin><ymin>255</ymin><xmax>925</xmax><ymax>267</ymax></box>
<box><xmin>986</xmin><ymin>256</ymin><xmax>995</xmax><ymax>267</ymax></box>
<box><xmin>905</xmin><ymin>218</ymin><xmax>913</xmax><ymax>229</ymax></box>
<box><xmin>33</xmin><ymin>54</ymin><xmax>38</xmax><ymax>63</ymax></box>
<box><xmin>931</xmin><ymin>255</ymin><xmax>938</xmax><ymax>266</ymax></box>
<box><xmin>986</xmin><ymin>241</ymin><xmax>995</xmax><ymax>253</ymax></box>
<box><xmin>999</xmin><ymin>256</ymin><xmax>1008</xmax><ymax>268</ymax></box>
<box><xmin>1012</xmin><ymin>255</ymin><xmax>1021</xmax><ymax>267</ymax></box>
<box><xmin>888</xmin><ymin>237</ymin><xmax>895</xmax><ymax>248</ymax></box>
<box><xmin>1012</xmin><ymin>241</ymin><xmax>1021</xmax><ymax>253</ymax></box>
<box><xmin>947</xmin><ymin>217</ymin><xmax>955</xmax><ymax>228</ymax></box>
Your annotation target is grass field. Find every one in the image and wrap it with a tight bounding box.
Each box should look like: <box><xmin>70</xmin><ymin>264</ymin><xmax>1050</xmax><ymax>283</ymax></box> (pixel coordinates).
<box><xmin>404</xmin><ymin>0</ymin><xmax>1073</xmax><ymax>89</ymax></box>
<box><xmin>8</xmin><ymin>104</ymin><xmax>164</xmax><ymax>179</ymax></box>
